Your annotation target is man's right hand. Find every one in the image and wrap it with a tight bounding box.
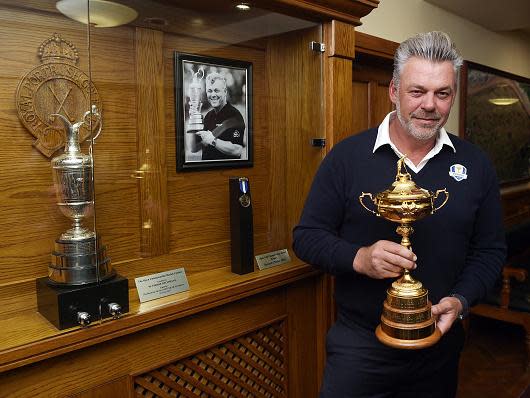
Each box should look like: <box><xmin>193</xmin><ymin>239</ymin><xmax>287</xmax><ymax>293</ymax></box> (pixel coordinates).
<box><xmin>353</xmin><ymin>240</ymin><xmax>417</xmax><ymax>279</ymax></box>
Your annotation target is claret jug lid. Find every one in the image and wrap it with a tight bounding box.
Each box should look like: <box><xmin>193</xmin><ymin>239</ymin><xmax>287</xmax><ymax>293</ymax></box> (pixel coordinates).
<box><xmin>376</xmin><ymin>157</ymin><xmax>432</xmax><ymax>202</ymax></box>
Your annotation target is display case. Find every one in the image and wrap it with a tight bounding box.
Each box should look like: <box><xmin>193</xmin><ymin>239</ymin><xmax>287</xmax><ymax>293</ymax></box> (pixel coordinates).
<box><xmin>0</xmin><ymin>0</ymin><xmax>378</xmax><ymax>396</ymax></box>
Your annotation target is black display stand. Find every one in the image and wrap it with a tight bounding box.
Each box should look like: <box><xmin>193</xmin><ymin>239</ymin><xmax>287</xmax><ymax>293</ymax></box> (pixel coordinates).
<box><xmin>36</xmin><ymin>275</ymin><xmax>129</xmax><ymax>330</ymax></box>
<box><xmin>229</xmin><ymin>177</ymin><xmax>254</xmax><ymax>275</ymax></box>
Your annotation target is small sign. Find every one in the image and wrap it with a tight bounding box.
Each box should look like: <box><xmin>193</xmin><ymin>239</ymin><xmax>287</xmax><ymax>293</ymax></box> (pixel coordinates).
<box><xmin>255</xmin><ymin>249</ymin><xmax>291</xmax><ymax>270</ymax></box>
<box><xmin>135</xmin><ymin>268</ymin><xmax>189</xmax><ymax>303</ymax></box>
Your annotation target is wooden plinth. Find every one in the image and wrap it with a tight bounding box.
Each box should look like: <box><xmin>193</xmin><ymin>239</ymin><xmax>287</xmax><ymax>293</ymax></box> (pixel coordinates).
<box><xmin>376</xmin><ymin>325</ymin><xmax>442</xmax><ymax>350</ymax></box>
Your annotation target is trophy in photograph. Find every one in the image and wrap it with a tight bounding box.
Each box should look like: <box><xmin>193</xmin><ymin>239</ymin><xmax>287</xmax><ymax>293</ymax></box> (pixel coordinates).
<box><xmin>359</xmin><ymin>156</ymin><xmax>449</xmax><ymax>349</ymax></box>
<box><xmin>48</xmin><ymin>106</ymin><xmax>114</xmax><ymax>286</ymax></box>
<box><xmin>37</xmin><ymin>106</ymin><xmax>129</xmax><ymax>330</ymax></box>
<box><xmin>186</xmin><ymin>67</ymin><xmax>205</xmax><ymax>149</ymax></box>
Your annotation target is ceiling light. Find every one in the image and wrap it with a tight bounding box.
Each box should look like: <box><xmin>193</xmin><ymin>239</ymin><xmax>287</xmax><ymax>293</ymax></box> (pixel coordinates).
<box><xmin>488</xmin><ymin>98</ymin><xmax>520</xmax><ymax>106</ymax></box>
<box><xmin>56</xmin><ymin>0</ymin><xmax>138</xmax><ymax>28</ymax></box>
<box><xmin>235</xmin><ymin>3</ymin><xmax>251</xmax><ymax>11</ymax></box>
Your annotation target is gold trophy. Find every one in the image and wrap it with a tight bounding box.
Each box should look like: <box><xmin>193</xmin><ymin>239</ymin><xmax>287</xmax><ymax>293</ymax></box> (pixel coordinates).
<box><xmin>359</xmin><ymin>156</ymin><xmax>449</xmax><ymax>349</ymax></box>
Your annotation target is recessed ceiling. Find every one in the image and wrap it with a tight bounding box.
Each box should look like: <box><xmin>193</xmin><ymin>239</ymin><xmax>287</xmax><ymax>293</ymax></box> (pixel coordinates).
<box><xmin>424</xmin><ymin>0</ymin><xmax>530</xmax><ymax>35</ymax></box>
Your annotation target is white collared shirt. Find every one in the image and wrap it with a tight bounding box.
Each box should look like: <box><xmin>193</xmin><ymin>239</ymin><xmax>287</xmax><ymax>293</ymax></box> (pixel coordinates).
<box><xmin>373</xmin><ymin>111</ymin><xmax>456</xmax><ymax>173</ymax></box>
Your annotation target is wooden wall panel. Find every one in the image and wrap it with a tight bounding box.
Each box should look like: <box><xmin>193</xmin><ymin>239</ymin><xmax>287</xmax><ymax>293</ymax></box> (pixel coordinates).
<box><xmin>327</xmin><ymin>57</ymin><xmax>354</xmax><ymax>146</ymax></box>
<box><xmin>372</xmin><ymin>82</ymin><xmax>393</xmax><ymax>126</ymax></box>
<box><xmin>351</xmin><ymin>53</ymin><xmax>393</xmax><ymax>133</ymax></box>
<box><xmin>162</xmin><ymin>34</ymin><xmax>273</xmax><ymax>269</ymax></box>
<box><xmin>268</xmin><ymin>28</ymin><xmax>326</xmax><ymax>246</ymax></box>
<box><xmin>135</xmin><ymin>28</ymin><xmax>169</xmax><ymax>257</ymax></box>
<box><xmin>351</xmin><ymin>81</ymin><xmax>369</xmax><ymax>135</ymax></box>
<box><xmin>89</xmin><ymin>26</ymin><xmax>141</xmax><ymax>263</ymax></box>
<box><xmin>0</xmin><ymin>7</ymin><xmax>91</xmax><ymax>285</ymax></box>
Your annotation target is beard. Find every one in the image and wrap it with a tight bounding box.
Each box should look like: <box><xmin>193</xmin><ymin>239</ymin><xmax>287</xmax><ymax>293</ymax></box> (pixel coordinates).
<box><xmin>395</xmin><ymin>100</ymin><xmax>443</xmax><ymax>141</ymax></box>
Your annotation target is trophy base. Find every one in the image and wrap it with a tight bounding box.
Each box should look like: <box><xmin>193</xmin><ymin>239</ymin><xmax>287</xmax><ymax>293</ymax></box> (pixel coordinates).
<box><xmin>376</xmin><ymin>325</ymin><xmax>441</xmax><ymax>350</ymax></box>
<box><xmin>376</xmin><ymin>272</ymin><xmax>441</xmax><ymax>349</ymax></box>
<box><xmin>36</xmin><ymin>274</ymin><xmax>129</xmax><ymax>330</ymax></box>
<box><xmin>48</xmin><ymin>236</ymin><xmax>115</xmax><ymax>285</ymax></box>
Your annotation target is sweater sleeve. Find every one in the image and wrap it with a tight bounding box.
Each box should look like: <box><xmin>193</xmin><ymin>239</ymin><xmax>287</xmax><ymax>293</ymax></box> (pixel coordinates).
<box><xmin>292</xmin><ymin>151</ymin><xmax>360</xmax><ymax>275</ymax></box>
<box><xmin>451</xmin><ymin>159</ymin><xmax>506</xmax><ymax>306</ymax></box>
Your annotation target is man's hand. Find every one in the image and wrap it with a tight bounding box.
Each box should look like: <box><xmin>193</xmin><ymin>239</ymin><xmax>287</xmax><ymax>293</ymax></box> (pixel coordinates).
<box><xmin>431</xmin><ymin>296</ymin><xmax>462</xmax><ymax>335</ymax></box>
<box><xmin>353</xmin><ymin>240</ymin><xmax>417</xmax><ymax>279</ymax></box>
<box><xmin>196</xmin><ymin>130</ymin><xmax>215</xmax><ymax>146</ymax></box>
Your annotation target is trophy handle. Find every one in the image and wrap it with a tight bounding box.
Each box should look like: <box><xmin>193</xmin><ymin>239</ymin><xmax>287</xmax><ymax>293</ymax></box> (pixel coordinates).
<box><xmin>359</xmin><ymin>192</ymin><xmax>378</xmax><ymax>215</ymax></box>
<box><xmin>433</xmin><ymin>188</ymin><xmax>449</xmax><ymax>212</ymax></box>
<box><xmin>84</xmin><ymin>105</ymin><xmax>102</xmax><ymax>141</ymax></box>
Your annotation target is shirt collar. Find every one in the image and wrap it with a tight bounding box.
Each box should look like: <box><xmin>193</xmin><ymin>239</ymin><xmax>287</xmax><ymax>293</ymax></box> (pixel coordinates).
<box><xmin>373</xmin><ymin>111</ymin><xmax>456</xmax><ymax>173</ymax></box>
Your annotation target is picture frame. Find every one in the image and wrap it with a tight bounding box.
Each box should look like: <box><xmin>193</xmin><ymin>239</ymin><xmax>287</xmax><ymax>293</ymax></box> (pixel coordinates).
<box><xmin>174</xmin><ymin>52</ymin><xmax>253</xmax><ymax>171</ymax></box>
<box><xmin>459</xmin><ymin>61</ymin><xmax>530</xmax><ymax>186</ymax></box>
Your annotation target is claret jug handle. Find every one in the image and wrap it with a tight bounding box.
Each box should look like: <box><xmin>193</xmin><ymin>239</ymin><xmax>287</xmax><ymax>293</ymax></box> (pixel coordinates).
<box><xmin>359</xmin><ymin>192</ymin><xmax>378</xmax><ymax>216</ymax></box>
<box><xmin>433</xmin><ymin>188</ymin><xmax>449</xmax><ymax>212</ymax></box>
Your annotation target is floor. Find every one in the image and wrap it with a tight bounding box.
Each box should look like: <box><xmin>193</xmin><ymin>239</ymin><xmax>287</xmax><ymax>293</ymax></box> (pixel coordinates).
<box><xmin>457</xmin><ymin>316</ymin><xmax>530</xmax><ymax>398</ymax></box>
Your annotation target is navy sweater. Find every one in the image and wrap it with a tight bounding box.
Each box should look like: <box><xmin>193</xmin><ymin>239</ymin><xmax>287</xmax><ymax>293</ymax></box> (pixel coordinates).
<box><xmin>293</xmin><ymin>128</ymin><xmax>506</xmax><ymax>330</ymax></box>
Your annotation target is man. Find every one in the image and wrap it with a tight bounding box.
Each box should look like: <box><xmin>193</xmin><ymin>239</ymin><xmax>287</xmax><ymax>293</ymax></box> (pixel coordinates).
<box><xmin>293</xmin><ymin>31</ymin><xmax>506</xmax><ymax>398</ymax></box>
<box><xmin>191</xmin><ymin>72</ymin><xmax>245</xmax><ymax>160</ymax></box>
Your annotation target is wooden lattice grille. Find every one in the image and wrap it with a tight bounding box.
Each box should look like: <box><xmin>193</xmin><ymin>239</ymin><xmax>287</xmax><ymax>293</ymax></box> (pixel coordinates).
<box><xmin>134</xmin><ymin>320</ymin><xmax>287</xmax><ymax>397</ymax></box>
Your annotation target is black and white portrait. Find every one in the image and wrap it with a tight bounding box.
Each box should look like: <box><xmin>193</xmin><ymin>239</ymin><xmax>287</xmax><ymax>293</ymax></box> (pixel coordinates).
<box><xmin>175</xmin><ymin>53</ymin><xmax>253</xmax><ymax>171</ymax></box>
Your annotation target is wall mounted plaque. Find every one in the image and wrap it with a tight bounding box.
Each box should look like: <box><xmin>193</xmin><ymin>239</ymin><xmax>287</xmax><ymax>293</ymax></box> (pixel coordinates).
<box><xmin>15</xmin><ymin>33</ymin><xmax>102</xmax><ymax>157</ymax></box>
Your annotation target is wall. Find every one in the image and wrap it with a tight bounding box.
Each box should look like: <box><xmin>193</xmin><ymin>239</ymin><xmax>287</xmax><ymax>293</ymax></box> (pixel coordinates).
<box><xmin>356</xmin><ymin>0</ymin><xmax>530</xmax><ymax>134</ymax></box>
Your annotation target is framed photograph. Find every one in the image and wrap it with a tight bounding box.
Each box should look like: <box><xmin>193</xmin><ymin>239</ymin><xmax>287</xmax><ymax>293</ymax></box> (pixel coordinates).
<box><xmin>175</xmin><ymin>52</ymin><xmax>253</xmax><ymax>171</ymax></box>
<box><xmin>460</xmin><ymin>61</ymin><xmax>530</xmax><ymax>185</ymax></box>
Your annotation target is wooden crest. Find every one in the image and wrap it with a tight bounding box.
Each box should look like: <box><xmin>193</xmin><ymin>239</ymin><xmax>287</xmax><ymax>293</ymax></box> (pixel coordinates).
<box><xmin>15</xmin><ymin>33</ymin><xmax>102</xmax><ymax>158</ymax></box>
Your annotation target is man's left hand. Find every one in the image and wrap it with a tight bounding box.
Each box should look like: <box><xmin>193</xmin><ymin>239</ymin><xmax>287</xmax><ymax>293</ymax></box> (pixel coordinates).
<box><xmin>431</xmin><ymin>296</ymin><xmax>462</xmax><ymax>335</ymax></box>
<box><xmin>196</xmin><ymin>130</ymin><xmax>215</xmax><ymax>146</ymax></box>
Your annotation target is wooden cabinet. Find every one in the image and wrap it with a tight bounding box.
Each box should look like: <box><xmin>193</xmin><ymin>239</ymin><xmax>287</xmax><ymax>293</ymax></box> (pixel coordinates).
<box><xmin>0</xmin><ymin>0</ymin><xmax>380</xmax><ymax>396</ymax></box>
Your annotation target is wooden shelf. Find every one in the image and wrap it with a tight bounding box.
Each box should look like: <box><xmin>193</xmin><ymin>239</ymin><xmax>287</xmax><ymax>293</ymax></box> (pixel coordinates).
<box><xmin>0</xmin><ymin>259</ymin><xmax>317</xmax><ymax>373</ymax></box>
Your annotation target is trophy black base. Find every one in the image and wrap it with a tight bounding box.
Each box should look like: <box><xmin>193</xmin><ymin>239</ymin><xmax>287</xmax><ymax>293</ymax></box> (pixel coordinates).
<box><xmin>36</xmin><ymin>274</ymin><xmax>129</xmax><ymax>330</ymax></box>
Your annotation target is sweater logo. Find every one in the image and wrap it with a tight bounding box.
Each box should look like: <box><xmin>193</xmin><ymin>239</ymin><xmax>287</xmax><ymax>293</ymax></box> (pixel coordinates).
<box><xmin>449</xmin><ymin>164</ymin><xmax>468</xmax><ymax>181</ymax></box>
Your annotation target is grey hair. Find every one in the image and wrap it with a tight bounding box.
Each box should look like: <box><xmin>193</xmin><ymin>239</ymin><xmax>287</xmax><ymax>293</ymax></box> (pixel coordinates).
<box><xmin>206</xmin><ymin>72</ymin><xmax>227</xmax><ymax>88</ymax></box>
<box><xmin>393</xmin><ymin>31</ymin><xmax>463</xmax><ymax>88</ymax></box>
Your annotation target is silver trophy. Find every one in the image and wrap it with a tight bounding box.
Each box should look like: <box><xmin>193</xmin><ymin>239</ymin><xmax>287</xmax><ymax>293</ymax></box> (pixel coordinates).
<box><xmin>186</xmin><ymin>68</ymin><xmax>205</xmax><ymax>150</ymax></box>
<box><xmin>48</xmin><ymin>106</ymin><xmax>114</xmax><ymax>285</ymax></box>
<box><xmin>187</xmin><ymin>67</ymin><xmax>205</xmax><ymax>133</ymax></box>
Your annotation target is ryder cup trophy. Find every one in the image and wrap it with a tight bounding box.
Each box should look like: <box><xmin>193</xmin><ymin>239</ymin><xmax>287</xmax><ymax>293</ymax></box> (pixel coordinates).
<box><xmin>36</xmin><ymin>106</ymin><xmax>129</xmax><ymax>330</ymax></box>
<box><xmin>359</xmin><ymin>156</ymin><xmax>449</xmax><ymax>349</ymax></box>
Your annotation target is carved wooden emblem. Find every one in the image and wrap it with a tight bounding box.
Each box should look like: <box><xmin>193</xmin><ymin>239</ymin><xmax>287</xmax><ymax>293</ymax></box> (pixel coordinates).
<box><xmin>15</xmin><ymin>33</ymin><xmax>102</xmax><ymax>157</ymax></box>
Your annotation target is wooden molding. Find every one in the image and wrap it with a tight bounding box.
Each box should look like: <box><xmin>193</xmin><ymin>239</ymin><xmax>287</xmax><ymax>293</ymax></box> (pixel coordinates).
<box><xmin>254</xmin><ymin>0</ymin><xmax>380</xmax><ymax>25</ymax></box>
<box><xmin>355</xmin><ymin>31</ymin><xmax>398</xmax><ymax>59</ymax></box>
<box><xmin>324</xmin><ymin>20</ymin><xmax>356</xmax><ymax>59</ymax></box>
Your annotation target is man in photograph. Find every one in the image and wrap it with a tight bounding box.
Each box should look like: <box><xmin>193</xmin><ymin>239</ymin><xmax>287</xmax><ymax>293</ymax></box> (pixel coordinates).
<box><xmin>190</xmin><ymin>72</ymin><xmax>246</xmax><ymax>160</ymax></box>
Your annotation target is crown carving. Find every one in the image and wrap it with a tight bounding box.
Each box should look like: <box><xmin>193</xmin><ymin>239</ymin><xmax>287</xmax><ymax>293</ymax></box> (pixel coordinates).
<box><xmin>38</xmin><ymin>33</ymin><xmax>79</xmax><ymax>64</ymax></box>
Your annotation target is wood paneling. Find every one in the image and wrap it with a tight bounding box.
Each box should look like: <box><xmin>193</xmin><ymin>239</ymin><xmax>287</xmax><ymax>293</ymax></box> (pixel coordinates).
<box><xmin>352</xmin><ymin>53</ymin><xmax>393</xmax><ymax>132</ymax></box>
<box><xmin>135</xmin><ymin>28</ymin><xmax>169</xmax><ymax>257</ymax></box>
<box><xmin>327</xmin><ymin>57</ymin><xmax>354</xmax><ymax>146</ymax></box>
<box><xmin>0</xmin><ymin>7</ymin><xmax>91</xmax><ymax>285</ymax></box>
<box><xmin>73</xmin><ymin>377</ymin><xmax>132</xmax><ymax>398</ymax></box>
<box><xmin>355</xmin><ymin>31</ymin><xmax>398</xmax><ymax>60</ymax></box>
<box><xmin>268</xmin><ymin>28</ymin><xmax>326</xmax><ymax>247</ymax></box>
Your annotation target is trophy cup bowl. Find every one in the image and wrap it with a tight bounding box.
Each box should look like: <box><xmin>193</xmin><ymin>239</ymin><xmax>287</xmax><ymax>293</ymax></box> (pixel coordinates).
<box><xmin>359</xmin><ymin>156</ymin><xmax>449</xmax><ymax>349</ymax></box>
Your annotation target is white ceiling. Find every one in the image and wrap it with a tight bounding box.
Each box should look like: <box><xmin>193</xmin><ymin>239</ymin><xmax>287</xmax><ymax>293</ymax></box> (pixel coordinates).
<box><xmin>424</xmin><ymin>0</ymin><xmax>530</xmax><ymax>35</ymax></box>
